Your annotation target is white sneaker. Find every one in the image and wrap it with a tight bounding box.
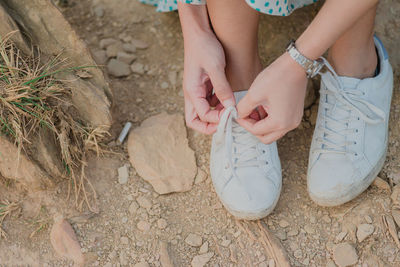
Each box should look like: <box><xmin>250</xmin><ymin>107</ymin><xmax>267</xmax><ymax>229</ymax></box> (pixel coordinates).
<box><xmin>307</xmin><ymin>36</ymin><xmax>393</xmax><ymax>206</ymax></box>
<box><xmin>210</xmin><ymin>92</ymin><xmax>282</xmax><ymax>220</ymax></box>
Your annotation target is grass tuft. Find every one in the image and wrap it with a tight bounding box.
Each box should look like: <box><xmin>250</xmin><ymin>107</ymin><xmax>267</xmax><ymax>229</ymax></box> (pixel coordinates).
<box><xmin>0</xmin><ymin>32</ymin><xmax>107</xmax><ymax>225</ymax></box>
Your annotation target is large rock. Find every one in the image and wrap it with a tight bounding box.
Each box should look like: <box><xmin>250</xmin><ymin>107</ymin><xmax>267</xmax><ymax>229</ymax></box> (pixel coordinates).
<box><xmin>128</xmin><ymin>112</ymin><xmax>197</xmax><ymax>194</ymax></box>
<box><xmin>1</xmin><ymin>0</ymin><xmax>112</xmax><ymax>128</ymax></box>
<box><xmin>333</xmin><ymin>243</ymin><xmax>358</xmax><ymax>267</ymax></box>
<box><xmin>0</xmin><ymin>136</ymin><xmax>53</xmax><ymax>190</ymax></box>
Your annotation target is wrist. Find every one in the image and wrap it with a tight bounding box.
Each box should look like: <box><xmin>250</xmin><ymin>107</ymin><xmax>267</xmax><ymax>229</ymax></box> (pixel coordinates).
<box><xmin>281</xmin><ymin>52</ymin><xmax>308</xmax><ymax>79</ymax></box>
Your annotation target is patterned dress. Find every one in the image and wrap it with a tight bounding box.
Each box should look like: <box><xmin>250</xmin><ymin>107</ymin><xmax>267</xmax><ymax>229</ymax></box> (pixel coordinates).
<box><xmin>139</xmin><ymin>0</ymin><xmax>318</xmax><ymax>16</ymax></box>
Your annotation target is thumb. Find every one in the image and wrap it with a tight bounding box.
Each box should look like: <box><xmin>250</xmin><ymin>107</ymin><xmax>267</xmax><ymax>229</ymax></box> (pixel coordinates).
<box><xmin>237</xmin><ymin>92</ymin><xmax>259</xmax><ymax>119</ymax></box>
<box><xmin>208</xmin><ymin>70</ymin><xmax>235</xmax><ymax>108</ymax></box>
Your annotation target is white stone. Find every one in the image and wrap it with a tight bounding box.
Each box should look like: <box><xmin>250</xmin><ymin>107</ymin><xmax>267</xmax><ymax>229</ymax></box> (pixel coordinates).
<box><xmin>356</xmin><ymin>224</ymin><xmax>374</xmax><ymax>242</ymax></box>
<box><xmin>191</xmin><ymin>252</ymin><xmax>214</xmax><ymax>267</ymax></box>
<box><xmin>333</xmin><ymin>243</ymin><xmax>358</xmax><ymax>267</ymax></box>
<box><xmin>185</xmin><ymin>233</ymin><xmax>202</xmax><ymax>247</ymax></box>
<box><xmin>118</xmin><ymin>165</ymin><xmax>129</xmax><ymax>184</ymax></box>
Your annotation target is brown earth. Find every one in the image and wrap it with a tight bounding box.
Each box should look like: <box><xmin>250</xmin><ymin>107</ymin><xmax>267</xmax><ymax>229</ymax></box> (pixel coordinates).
<box><xmin>1</xmin><ymin>0</ymin><xmax>400</xmax><ymax>266</ymax></box>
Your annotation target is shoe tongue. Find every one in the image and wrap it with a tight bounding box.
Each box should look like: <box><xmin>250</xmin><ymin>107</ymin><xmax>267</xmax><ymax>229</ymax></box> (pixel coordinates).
<box><xmin>234</xmin><ymin>90</ymin><xmax>247</xmax><ymax>104</ymax></box>
<box><xmin>339</xmin><ymin>76</ymin><xmax>361</xmax><ymax>89</ymax></box>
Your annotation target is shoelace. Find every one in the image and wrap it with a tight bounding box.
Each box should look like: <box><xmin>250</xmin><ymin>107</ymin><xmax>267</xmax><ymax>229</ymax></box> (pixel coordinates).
<box><xmin>214</xmin><ymin>106</ymin><xmax>263</xmax><ymax>198</ymax></box>
<box><xmin>314</xmin><ymin>58</ymin><xmax>386</xmax><ymax>155</ymax></box>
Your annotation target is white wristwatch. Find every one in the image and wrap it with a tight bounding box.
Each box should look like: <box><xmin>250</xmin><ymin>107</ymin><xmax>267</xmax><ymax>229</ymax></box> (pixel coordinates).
<box><xmin>286</xmin><ymin>40</ymin><xmax>325</xmax><ymax>78</ymax></box>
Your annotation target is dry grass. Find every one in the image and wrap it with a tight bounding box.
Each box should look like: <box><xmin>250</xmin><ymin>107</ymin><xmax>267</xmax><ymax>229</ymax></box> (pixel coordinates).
<box><xmin>0</xmin><ymin>200</ymin><xmax>20</xmax><ymax>239</ymax></box>
<box><xmin>0</xmin><ymin>32</ymin><xmax>107</xmax><ymax>216</ymax></box>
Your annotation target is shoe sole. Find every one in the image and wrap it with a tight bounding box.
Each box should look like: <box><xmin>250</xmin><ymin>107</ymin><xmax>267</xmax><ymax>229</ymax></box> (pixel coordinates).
<box><xmin>308</xmin><ymin>144</ymin><xmax>387</xmax><ymax>207</ymax></box>
<box><xmin>213</xmin><ymin>180</ymin><xmax>282</xmax><ymax>221</ymax></box>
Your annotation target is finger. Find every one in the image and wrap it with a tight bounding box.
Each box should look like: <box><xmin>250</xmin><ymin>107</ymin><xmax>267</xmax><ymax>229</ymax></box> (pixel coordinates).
<box><xmin>208</xmin><ymin>70</ymin><xmax>235</xmax><ymax>108</ymax></box>
<box><xmin>189</xmin><ymin>118</ymin><xmax>218</xmax><ymax>134</ymax></box>
<box><xmin>237</xmin><ymin>92</ymin><xmax>261</xmax><ymax>119</ymax></box>
<box><xmin>186</xmin><ymin>89</ymin><xmax>220</xmax><ymax>123</ymax></box>
<box><xmin>257</xmin><ymin>130</ymin><xmax>286</xmax><ymax>144</ymax></box>
<box><xmin>236</xmin><ymin>117</ymin><xmax>277</xmax><ymax>136</ymax></box>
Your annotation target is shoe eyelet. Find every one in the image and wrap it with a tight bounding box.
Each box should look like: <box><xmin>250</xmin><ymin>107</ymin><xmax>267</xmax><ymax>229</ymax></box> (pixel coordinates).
<box><xmin>355</xmin><ymin>129</ymin><xmax>359</xmax><ymax>133</ymax></box>
<box><xmin>354</xmin><ymin>153</ymin><xmax>358</xmax><ymax>156</ymax></box>
<box><xmin>357</xmin><ymin>117</ymin><xmax>360</xmax><ymax>121</ymax></box>
<box><xmin>266</xmin><ymin>161</ymin><xmax>269</xmax><ymax>165</ymax></box>
<box><xmin>354</xmin><ymin>141</ymin><xmax>357</xmax><ymax>145</ymax></box>
<box><xmin>262</xmin><ymin>150</ymin><xmax>266</xmax><ymax>154</ymax></box>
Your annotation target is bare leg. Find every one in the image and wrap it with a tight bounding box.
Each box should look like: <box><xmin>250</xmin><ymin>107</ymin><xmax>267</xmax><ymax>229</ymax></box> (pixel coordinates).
<box><xmin>206</xmin><ymin>0</ymin><xmax>261</xmax><ymax>92</ymax></box>
<box><xmin>328</xmin><ymin>5</ymin><xmax>378</xmax><ymax>79</ymax></box>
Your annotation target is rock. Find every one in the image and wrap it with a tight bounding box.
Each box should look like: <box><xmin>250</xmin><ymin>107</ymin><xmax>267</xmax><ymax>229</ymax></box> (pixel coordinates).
<box><xmin>137</xmin><ymin>196</ymin><xmax>152</xmax><ymax>209</ymax></box>
<box><xmin>117</xmin><ymin>165</ymin><xmax>129</xmax><ymax>184</ymax></box>
<box><xmin>92</xmin><ymin>49</ymin><xmax>108</xmax><ymax>65</ymax></box>
<box><xmin>185</xmin><ymin>233</ymin><xmax>202</xmax><ymax>247</ymax></box>
<box><xmin>391</xmin><ymin>185</ymin><xmax>400</xmax><ymax>205</ymax></box>
<box><xmin>107</xmin><ymin>59</ymin><xmax>131</xmax><ymax>77</ymax></box>
<box><xmin>120</xmin><ymin>236</ymin><xmax>129</xmax><ymax>245</ymax></box>
<box><xmin>332</xmin><ymin>243</ymin><xmax>358</xmax><ymax>267</ymax></box>
<box><xmin>137</xmin><ymin>221</ymin><xmax>151</xmax><ymax>232</ymax></box>
<box><xmin>92</xmin><ymin>5</ymin><xmax>104</xmax><ymax>17</ymax></box>
<box><xmin>335</xmin><ymin>232</ymin><xmax>347</xmax><ymax>243</ymax></box>
<box><xmin>131</xmin><ymin>39</ymin><xmax>149</xmax><ymax>49</ymax></box>
<box><xmin>389</xmin><ymin>171</ymin><xmax>400</xmax><ymax>185</ymax></box>
<box><xmin>268</xmin><ymin>259</ymin><xmax>275</xmax><ymax>267</ymax></box>
<box><xmin>117</xmin><ymin>51</ymin><xmax>137</xmax><ymax>64</ymax></box>
<box><xmin>161</xmin><ymin>81</ymin><xmax>169</xmax><ymax>89</ymax></box>
<box><xmin>220</xmin><ymin>239</ymin><xmax>231</xmax><ymax>247</ymax></box>
<box><xmin>356</xmin><ymin>224</ymin><xmax>374</xmax><ymax>242</ymax></box>
<box><xmin>133</xmin><ymin>262</ymin><xmax>150</xmax><ymax>267</ymax></box>
<box><xmin>364</xmin><ymin>215</ymin><xmax>373</xmax><ymax>224</ymax></box>
<box><xmin>199</xmin><ymin>242</ymin><xmax>208</xmax><ymax>254</ymax></box>
<box><xmin>119</xmin><ymin>251</ymin><xmax>128</xmax><ymax>265</ymax></box>
<box><xmin>99</xmin><ymin>38</ymin><xmax>117</xmax><ymax>49</ymax></box>
<box><xmin>275</xmin><ymin>230</ymin><xmax>287</xmax><ymax>241</ymax></box>
<box><xmin>159</xmin><ymin>241</ymin><xmax>175</xmax><ymax>267</ymax></box>
<box><xmin>157</xmin><ymin>218</ymin><xmax>168</xmax><ymax>229</ymax></box>
<box><xmin>304</xmin><ymin>225</ymin><xmax>315</xmax><ymax>234</ymax></box>
<box><xmin>278</xmin><ymin>220</ymin><xmax>290</xmax><ymax>228</ymax></box>
<box><xmin>131</xmin><ymin>62</ymin><xmax>145</xmax><ymax>74</ymax></box>
<box><xmin>287</xmin><ymin>229</ymin><xmax>299</xmax><ymax>237</ymax></box>
<box><xmin>106</xmin><ymin>42</ymin><xmax>123</xmax><ymax>58</ymax></box>
<box><xmin>372</xmin><ymin>177</ymin><xmax>391</xmax><ymax>191</ymax></box>
<box><xmin>322</xmin><ymin>215</ymin><xmax>332</xmax><ymax>224</ymax></box>
<box><xmin>50</xmin><ymin>217</ymin><xmax>84</xmax><ymax>266</ymax></box>
<box><xmin>194</xmin><ymin>168</ymin><xmax>207</xmax><ymax>185</ymax></box>
<box><xmin>294</xmin><ymin>249</ymin><xmax>303</xmax><ymax>259</ymax></box>
<box><xmin>128</xmin><ymin>113</ymin><xmax>197</xmax><ymax>194</ymax></box>
<box><xmin>129</xmin><ymin>202</ymin><xmax>139</xmax><ymax>214</ymax></box>
<box><xmin>191</xmin><ymin>252</ymin><xmax>214</xmax><ymax>267</ymax></box>
<box><xmin>0</xmin><ymin>136</ymin><xmax>53</xmax><ymax>190</ymax></box>
<box><xmin>123</xmin><ymin>43</ymin><xmax>137</xmax><ymax>53</ymax></box>
<box><xmin>326</xmin><ymin>259</ymin><xmax>337</xmax><ymax>267</ymax></box>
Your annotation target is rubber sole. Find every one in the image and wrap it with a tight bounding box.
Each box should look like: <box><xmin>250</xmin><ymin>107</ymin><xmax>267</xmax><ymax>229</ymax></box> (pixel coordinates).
<box><xmin>213</xmin><ymin>179</ymin><xmax>282</xmax><ymax>221</ymax></box>
<box><xmin>308</xmin><ymin>145</ymin><xmax>387</xmax><ymax>207</ymax></box>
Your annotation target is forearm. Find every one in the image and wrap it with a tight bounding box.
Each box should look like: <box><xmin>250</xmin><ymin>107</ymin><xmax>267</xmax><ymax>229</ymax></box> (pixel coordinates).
<box><xmin>296</xmin><ymin>0</ymin><xmax>379</xmax><ymax>60</ymax></box>
<box><xmin>178</xmin><ymin>3</ymin><xmax>212</xmax><ymax>42</ymax></box>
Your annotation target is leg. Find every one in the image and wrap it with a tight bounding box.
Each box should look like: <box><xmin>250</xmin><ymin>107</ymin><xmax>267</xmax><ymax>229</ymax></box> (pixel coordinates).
<box><xmin>328</xmin><ymin>5</ymin><xmax>378</xmax><ymax>79</ymax></box>
<box><xmin>206</xmin><ymin>0</ymin><xmax>261</xmax><ymax>92</ymax></box>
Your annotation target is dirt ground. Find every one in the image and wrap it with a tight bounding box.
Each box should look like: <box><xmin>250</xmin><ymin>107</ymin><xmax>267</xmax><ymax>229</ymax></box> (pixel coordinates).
<box><xmin>1</xmin><ymin>0</ymin><xmax>400</xmax><ymax>266</ymax></box>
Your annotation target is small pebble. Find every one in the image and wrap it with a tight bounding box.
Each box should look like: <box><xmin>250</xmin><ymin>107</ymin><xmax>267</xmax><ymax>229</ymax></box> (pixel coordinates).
<box><xmin>185</xmin><ymin>233</ymin><xmax>202</xmax><ymax>247</ymax></box>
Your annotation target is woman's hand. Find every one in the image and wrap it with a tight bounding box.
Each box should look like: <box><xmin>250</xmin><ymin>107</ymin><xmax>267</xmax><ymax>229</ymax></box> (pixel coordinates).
<box><xmin>236</xmin><ymin>53</ymin><xmax>308</xmax><ymax>144</ymax></box>
<box><xmin>182</xmin><ymin>30</ymin><xmax>235</xmax><ymax>134</ymax></box>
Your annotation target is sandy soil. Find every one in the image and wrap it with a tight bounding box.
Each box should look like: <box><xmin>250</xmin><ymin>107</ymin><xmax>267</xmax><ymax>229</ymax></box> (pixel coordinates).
<box><xmin>1</xmin><ymin>0</ymin><xmax>400</xmax><ymax>266</ymax></box>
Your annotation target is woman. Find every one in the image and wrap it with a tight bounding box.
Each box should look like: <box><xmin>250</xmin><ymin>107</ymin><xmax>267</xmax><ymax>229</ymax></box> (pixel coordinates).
<box><xmin>140</xmin><ymin>0</ymin><xmax>393</xmax><ymax>220</ymax></box>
